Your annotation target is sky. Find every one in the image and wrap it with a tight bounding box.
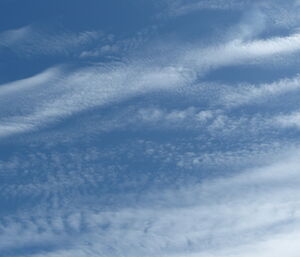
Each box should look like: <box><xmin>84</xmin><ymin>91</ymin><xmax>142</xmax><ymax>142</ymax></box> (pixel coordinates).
<box><xmin>1</xmin><ymin>0</ymin><xmax>300</xmax><ymax>256</ymax></box>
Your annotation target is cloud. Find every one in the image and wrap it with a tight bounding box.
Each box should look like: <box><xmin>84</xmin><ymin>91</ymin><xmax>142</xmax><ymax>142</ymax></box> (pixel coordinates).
<box><xmin>137</xmin><ymin>107</ymin><xmax>216</xmax><ymax>125</ymax></box>
<box><xmin>2</xmin><ymin>2</ymin><xmax>300</xmax><ymax>139</ymax></box>
<box><xmin>0</xmin><ymin>63</ymin><xmax>195</xmax><ymax>137</ymax></box>
<box><xmin>79</xmin><ymin>26</ymin><xmax>157</xmax><ymax>59</ymax></box>
<box><xmin>184</xmin><ymin>32</ymin><xmax>300</xmax><ymax>74</ymax></box>
<box><xmin>2</xmin><ymin>1</ymin><xmax>300</xmax><ymax>257</ymax></box>
<box><xmin>160</xmin><ymin>0</ymin><xmax>300</xmax><ymax>33</ymax></box>
<box><xmin>0</xmin><ymin>25</ymin><xmax>102</xmax><ymax>57</ymax></box>
<box><xmin>80</xmin><ymin>44</ymin><xmax>119</xmax><ymax>58</ymax></box>
<box><xmin>274</xmin><ymin>111</ymin><xmax>300</xmax><ymax>129</ymax></box>
<box><xmin>219</xmin><ymin>75</ymin><xmax>300</xmax><ymax>107</ymax></box>
<box><xmin>2</xmin><ymin>149</ymin><xmax>300</xmax><ymax>257</ymax></box>
<box><xmin>160</xmin><ymin>0</ymin><xmax>250</xmax><ymax>17</ymax></box>
<box><xmin>3</xmin><ymin>30</ymin><xmax>300</xmax><ymax>138</ymax></box>
<box><xmin>0</xmin><ymin>66</ymin><xmax>61</xmax><ymax>97</ymax></box>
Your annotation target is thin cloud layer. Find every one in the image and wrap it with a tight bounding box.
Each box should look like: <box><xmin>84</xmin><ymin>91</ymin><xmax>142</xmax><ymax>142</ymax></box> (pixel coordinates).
<box><xmin>0</xmin><ymin>25</ymin><xmax>102</xmax><ymax>57</ymax></box>
<box><xmin>2</xmin><ymin>30</ymin><xmax>300</xmax><ymax>137</ymax></box>
<box><xmin>1</xmin><ymin>0</ymin><xmax>300</xmax><ymax>256</ymax></box>
<box><xmin>2</xmin><ymin>150</ymin><xmax>300</xmax><ymax>257</ymax></box>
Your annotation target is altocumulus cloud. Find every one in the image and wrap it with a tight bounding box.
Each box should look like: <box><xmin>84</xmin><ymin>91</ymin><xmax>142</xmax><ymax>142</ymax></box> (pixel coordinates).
<box><xmin>2</xmin><ymin>29</ymin><xmax>300</xmax><ymax>137</ymax></box>
<box><xmin>2</xmin><ymin>150</ymin><xmax>300</xmax><ymax>257</ymax></box>
<box><xmin>1</xmin><ymin>0</ymin><xmax>300</xmax><ymax>257</ymax></box>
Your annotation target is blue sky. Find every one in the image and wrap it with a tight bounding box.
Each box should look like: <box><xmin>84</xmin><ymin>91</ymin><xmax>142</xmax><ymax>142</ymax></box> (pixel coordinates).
<box><xmin>1</xmin><ymin>0</ymin><xmax>300</xmax><ymax>256</ymax></box>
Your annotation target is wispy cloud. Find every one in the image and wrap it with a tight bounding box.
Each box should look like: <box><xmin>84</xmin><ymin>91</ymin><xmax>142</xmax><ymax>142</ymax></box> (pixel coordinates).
<box><xmin>219</xmin><ymin>75</ymin><xmax>300</xmax><ymax>107</ymax></box>
<box><xmin>185</xmin><ymin>32</ymin><xmax>300</xmax><ymax>74</ymax></box>
<box><xmin>160</xmin><ymin>0</ymin><xmax>250</xmax><ymax>17</ymax></box>
<box><xmin>0</xmin><ymin>25</ymin><xmax>102</xmax><ymax>57</ymax></box>
<box><xmin>274</xmin><ymin>111</ymin><xmax>300</xmax><ymax>129</ymax></box>
<box><xmin>161</xmin><ymin>0</ymin><xmax>300</xmax><ymax>32</ymax></box>
<box><xmin>0</xmin><ymin>67</ymin><xmax>61</xmax><ymax>96</ymax></box>
<box><xmin>3</xmin><ymin>28</ymin><xmax>300</xmax><ymax>138</ymax></box>
<box><xmin>0</xmin><ymin>63</ymin><xmax>195</xmax><ymax>137</ymax></box>
<box><xmin>79</xmin><ymin>26</ymin><xmax>157</xmax><ymax>59</ymax></box>
<box><xmin>2</xmin><ymin>149</ymin><xmax>300</xmax><ymax>257</ymax></box>
<box><xmin>2</xmin><ymin>1</ymin><xmax>300</xmax><ymax>256</ymax></box>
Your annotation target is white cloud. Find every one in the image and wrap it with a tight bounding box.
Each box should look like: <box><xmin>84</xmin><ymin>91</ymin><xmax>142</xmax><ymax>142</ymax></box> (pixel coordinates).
<box><xmin>2</xmin><ymin>1</ymin><xmax>300</xmax><ymax>257</ymax></box>
<box><xmin>0</xmin><ymin>25</ymin><xmax>102</xmax><ymax>56</ymax></box>
<box><xmin>2</xmin><ymin>149</ymin><xmax>300</xmax><ymax>256</ymax></box>
<box><xmin>0</xmin><ymin>67</ymin><xmax>61</xmax><ymax>97</ymax></box>
<box><xmin>161</xmin><ymin>0</ymin><xmax>300</xmax><ymax>34</ymax></box>
<box><xmin>160</xmin><ymin>0</ymin><xmax>250</xmax><ymax>17</ymax></box>
<box><xmin>3</xmin><ymin>28</ymin><xmax>300</xmax><ymax>138</ymax></box>
<box><xmin>80</xmin><ymin>44</ymin><xmax>119</xmax><ymax>58</ymax></box>
<box><xmin>185</xmin><ymin>32</ymin><xmax>300</xmax><ymax>73</ymax></box>
<box><xmin>137</xmin><ymin>107</ymin><xmax>216</xmax><ymax>124</ymax></box>
<box><xmin>2</xmin><ymin>6</ymin><xmax>300</xmax><ymax>139</ymax></box>
<box><xmin>79</xmin><ymin>26</ymin><xmax>157</xmax><ymax>59</ymax></box>
<box><xmin>274</xmin><ymin>111</ymin><xmax>300</xmax><ymax>128</ymax></box>
<box><xmin>220</xmin><ymin>75</ymin><xmax>300</xmax><ymax>107</ymax></box>
<box><xmin>0</xmin><ymin>63</ymin><xmax>195</xmax><ymax>137</ymax></box>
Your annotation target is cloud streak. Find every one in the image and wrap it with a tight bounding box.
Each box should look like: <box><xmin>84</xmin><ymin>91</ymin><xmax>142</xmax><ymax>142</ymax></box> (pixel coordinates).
<box><xmin>185</xmin><ymin>32</ymin><xmax>300</xmax><ymax>74</ymax></box>
<box><xmin>3</xmin><ymin>28</ymin><xmax>300</xmax><ymax>138</ymax></box>
<box><xmin>0</xmin><ymin>63</ymin><xmax>195</xmax><ymax>137</ymax></box>
<box><xmin>2</xmin><ymin>2</ymin><xmax>300</xmax><ymax>256</ymax></box>
<box><xmin>0</xmin><ymin>25</ymin><xmax>102</xmax><ymax>57</ymax></box>
<box><xmin>2</xmin><ymin>149</ymin><xmax>300</xmax><ymax>257</ymax></box>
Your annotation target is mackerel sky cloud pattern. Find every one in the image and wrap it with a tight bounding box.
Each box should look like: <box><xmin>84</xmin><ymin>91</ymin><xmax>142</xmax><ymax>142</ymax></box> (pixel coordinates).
<box><xmin>1</xmin><ymin>0</ymin><xmax>300</xmax><ymax>256</ymax></box>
